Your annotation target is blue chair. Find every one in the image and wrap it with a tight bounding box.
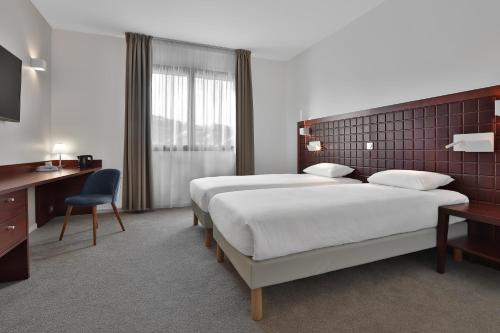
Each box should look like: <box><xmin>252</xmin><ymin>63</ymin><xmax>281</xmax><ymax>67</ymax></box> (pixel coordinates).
<box><xmin>59</xmin><ymin>169</ymin><xmax>125</xmax><ymax>246</ymax></box>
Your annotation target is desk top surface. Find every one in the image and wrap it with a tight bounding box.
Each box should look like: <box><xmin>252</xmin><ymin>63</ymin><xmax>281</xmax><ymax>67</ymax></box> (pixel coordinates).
<box><xmin>0</xmin><ymin>167</ymin><xmax>101</xmax><ymax>195</ymax></box>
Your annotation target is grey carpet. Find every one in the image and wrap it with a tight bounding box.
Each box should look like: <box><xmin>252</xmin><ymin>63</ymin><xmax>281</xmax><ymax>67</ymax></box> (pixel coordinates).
<box><xmin>1</xmin><ymin>208</ymin><xmax>500</xmax><ymax>333</ymax></box>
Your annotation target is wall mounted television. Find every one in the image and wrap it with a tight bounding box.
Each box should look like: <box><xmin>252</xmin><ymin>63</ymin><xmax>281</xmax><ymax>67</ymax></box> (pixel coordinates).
<box><xmin>0</xmin><ymin>45</ymin><xmax>22</xmax><ymax>122</ymax></box>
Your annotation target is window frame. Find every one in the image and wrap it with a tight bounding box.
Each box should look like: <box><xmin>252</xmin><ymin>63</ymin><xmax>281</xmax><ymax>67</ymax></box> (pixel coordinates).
<box><xmin>151</xmin><ymin>65</ymin><xmax>236</xmax><ymax>152</ymax></box>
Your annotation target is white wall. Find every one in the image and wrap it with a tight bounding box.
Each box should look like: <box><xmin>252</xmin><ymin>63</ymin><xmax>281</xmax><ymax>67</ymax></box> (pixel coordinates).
<box><xmin>0</xmin><ymin>0</ymin><xmax>51</xmax><ymax>164</ymax></box>
<box><xmin>50</xmin><ymin>30</ymin><xmax>288</xmax><ymax>208</ymax></box>
<box><xmin>51</xmin><ymin>29</ymin><xmax>126</xmax><ymax>206</ymax></box>
<box><xmin>285</xmin><ymin>0</ymin><xmax>500</xmax><ymax>168</ymax></box>
<box><xmin>252</xmin><ymin>57</ymin><xmax>288</xmax><ymax>174</ymax></box>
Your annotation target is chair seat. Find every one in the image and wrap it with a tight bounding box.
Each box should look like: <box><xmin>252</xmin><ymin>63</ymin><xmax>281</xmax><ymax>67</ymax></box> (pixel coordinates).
<box><xmin>65</xmin><ymin>194</ymin><xmax>113</xmax><ymax>206</ymax></box>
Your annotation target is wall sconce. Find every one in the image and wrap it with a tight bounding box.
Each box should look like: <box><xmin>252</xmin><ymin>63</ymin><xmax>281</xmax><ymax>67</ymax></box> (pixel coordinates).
<box><xmin>307</xmin><ymin>141</ymin><xmax>322</xmax><ymax>152</ymax></box>
<box><xmin>30</xmin><ymin>58</ymin><xmax>47</xmax><ymax>71</ymax></box>
<box><xmin>445</xmin><ymin>133</ymin><xmax>494</xmax><ymax>152</ymax></box>
<box><xmin>299</xmin><ymin>127</ymin><xmax>311</xmax><ymax>136</ymax></box>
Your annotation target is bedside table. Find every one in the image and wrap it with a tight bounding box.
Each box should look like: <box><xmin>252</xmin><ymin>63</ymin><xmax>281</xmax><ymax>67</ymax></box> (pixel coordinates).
<box><xmin>437</xmin><ymin>202</ymin><xmax>500</xmax><ymax>273</ymax></box>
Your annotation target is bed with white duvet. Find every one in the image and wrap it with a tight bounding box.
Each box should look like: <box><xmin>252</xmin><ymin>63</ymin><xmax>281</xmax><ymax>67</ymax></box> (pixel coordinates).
<box><xmin>190</xmin><ymin>173</ymin><xmax>361</xmax><ymax>213</ymax></box>
<box><xmin>209</xmin><ymin>183</ymin><xmax>469</xmax><ymax>261</ymax></box>
<box><xmin>190</xmin><ymin>165</ymin><xmax>361</xmax><ymax>247</ymax></box>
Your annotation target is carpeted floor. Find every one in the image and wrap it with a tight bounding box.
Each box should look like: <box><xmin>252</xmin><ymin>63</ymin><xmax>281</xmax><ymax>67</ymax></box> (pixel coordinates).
<box><xmin>1</xmin><ymin>208</ymin><xmax>500</xmax><ymax>333</ymax></box>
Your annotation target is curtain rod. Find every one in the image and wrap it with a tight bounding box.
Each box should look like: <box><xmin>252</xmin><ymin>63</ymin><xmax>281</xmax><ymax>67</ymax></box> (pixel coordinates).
<box><xmin>152</xmin><ymin>36</ymin><xmax>235</xmax><ymax>52</ymax></box>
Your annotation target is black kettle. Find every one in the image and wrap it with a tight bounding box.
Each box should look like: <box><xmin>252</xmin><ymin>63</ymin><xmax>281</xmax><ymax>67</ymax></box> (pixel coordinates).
<box><xmin>77</xmin><ymin>155</ymin><xmax>93</xmax><ymax>169</ymax></box>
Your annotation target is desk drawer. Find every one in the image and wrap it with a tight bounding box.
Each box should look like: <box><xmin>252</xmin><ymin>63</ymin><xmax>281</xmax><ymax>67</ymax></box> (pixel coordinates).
<box><xmin>0</xmin><ymin>190</ymin><xmax>27</xmax><ymax>223</ymax></box>
<box><xmin>0</xmin><ymin>211</ymin><xmax>27</xmax><ymax>256</ymax></box>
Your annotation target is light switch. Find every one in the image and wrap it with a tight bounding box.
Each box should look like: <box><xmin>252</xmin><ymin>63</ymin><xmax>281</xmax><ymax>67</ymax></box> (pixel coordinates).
<box><xmin>366</xmin><ymin>142</ymin><xmax>373</xmax><ymax>150</ymax></box>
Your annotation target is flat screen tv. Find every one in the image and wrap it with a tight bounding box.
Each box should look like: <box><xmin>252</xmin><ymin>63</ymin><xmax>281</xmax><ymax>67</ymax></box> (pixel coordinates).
<box><xmin>0</xmin><ymin>45</ymin><xmax>22</xmax><ymax>122</ymax></box>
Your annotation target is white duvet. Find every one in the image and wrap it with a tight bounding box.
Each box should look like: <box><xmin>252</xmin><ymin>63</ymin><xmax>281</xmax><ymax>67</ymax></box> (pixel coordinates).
<box><xmin>208</xmin><ymin>184</ymin><xmax>469</xmax><ymax>261</ymax></box>
<box><xmin>190</xmin><ymin>174</ymin><xmax>361</xmax><ymax>212</ymax></box>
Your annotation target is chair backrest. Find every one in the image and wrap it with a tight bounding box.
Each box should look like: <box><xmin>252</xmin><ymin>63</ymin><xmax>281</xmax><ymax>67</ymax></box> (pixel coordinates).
<box><xmin>81</xmin><ymin>169</ymin><xmax>121</xmax><ymax>202</ymax></box>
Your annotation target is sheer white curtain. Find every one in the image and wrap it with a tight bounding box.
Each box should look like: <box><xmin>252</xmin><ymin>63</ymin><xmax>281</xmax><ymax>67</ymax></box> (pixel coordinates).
<box><xmin>151</xmin><ymin>39</ymin><xmax>236</xmax><ymax>208</ymax></box>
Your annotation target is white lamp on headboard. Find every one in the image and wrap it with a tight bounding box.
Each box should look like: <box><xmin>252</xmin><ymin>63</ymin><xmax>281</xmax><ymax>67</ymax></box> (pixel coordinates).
<box><xmin>307</xmin><ymin>141</ymin><xmax>322</xmax><ymax>152</ymax></box>
<box><xmin>52</xmin><ymin>143</ymin><xmax>66</xmax><ymax>169</ymax></box>
<box><xmin>445</xmin><ymin>133</ymin><xmax>494</xmax><ymax>152</ymax></box>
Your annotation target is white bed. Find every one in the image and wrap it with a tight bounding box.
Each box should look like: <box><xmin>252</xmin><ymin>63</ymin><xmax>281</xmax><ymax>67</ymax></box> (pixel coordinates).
<box><xmin>191</xmin><ymin>174</ymin><xmax>361</xmax><ymax>212</ymax></box>
<box><xmin>208</xmin><ymin>183</ymin><xmax>469</xmax><ymax>320</ymax></box>
<box><xmin>189</xmin><ymin>174</ymin><xmax>361</xmax><ymax>246</ymax></box>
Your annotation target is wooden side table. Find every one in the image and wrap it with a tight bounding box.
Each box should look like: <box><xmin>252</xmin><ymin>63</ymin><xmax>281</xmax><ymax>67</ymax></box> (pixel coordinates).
<box><xmin>437</xmin><ymin>202</ymin><xmax>500</xmax><ymax>273</ymax></box>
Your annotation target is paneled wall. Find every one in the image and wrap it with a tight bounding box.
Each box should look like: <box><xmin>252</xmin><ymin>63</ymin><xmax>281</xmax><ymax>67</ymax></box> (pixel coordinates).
<box><xmin>298</xmin><ymin>87</ymin><xmax>500</xmax><ymax>205</ymax></box>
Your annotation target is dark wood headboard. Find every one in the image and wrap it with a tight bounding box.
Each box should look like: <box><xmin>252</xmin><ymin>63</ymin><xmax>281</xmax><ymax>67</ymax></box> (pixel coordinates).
<box><xmin>297</xmin><ymin>85</ymin><xmax>500</xmax><ymax>205</ymax></box>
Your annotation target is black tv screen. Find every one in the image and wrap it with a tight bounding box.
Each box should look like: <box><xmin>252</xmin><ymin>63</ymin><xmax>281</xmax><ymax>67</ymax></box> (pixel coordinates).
<box><xmin>0</xmin><ymin>45</ymin><xmax>22</xmax><ymax>122</ymax></box>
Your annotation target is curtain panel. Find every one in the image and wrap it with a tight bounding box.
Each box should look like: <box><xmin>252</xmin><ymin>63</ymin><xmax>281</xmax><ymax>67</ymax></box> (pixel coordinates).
<box><xmin>123</xmin><ymin>32</ymin><xmax>153</xmax><ymax>211</ymax></box>
<box><xmin>151</xmin><ymin>39</ymin><xmax>236</xmax><ymax>208</ymax></box>
<box><xmin>235</xmin><ymin>49</ymin><xmax>255</xmax><ymax>175</ymax></box>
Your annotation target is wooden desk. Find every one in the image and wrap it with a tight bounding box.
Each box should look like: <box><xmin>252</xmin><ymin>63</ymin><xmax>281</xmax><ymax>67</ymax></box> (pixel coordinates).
<box><xmin>0</xmin><ymin>167</ymin><xmax>100</xmax><ymax>195</ymax></box>
<box><xmin>0</xmin><ymin>160</ymin><xmax>101</xmax><ymax>282</ymax></box>
<box><xmin>436</xmin><ymin>202</ymin><xmax>500</xmax><ymax>274</ymax></box>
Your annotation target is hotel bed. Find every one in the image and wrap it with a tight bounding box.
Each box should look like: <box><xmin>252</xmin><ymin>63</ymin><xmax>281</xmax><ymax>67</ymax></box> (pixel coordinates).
<box><xmin>190</xmin><ymin>172</ymin><xmax>361</xmax><ymax>246</ymax></box>
<box><xmin>208</xmin><ymin>181</ymin><xmax>469</xmax><ymax>320</ymax></box>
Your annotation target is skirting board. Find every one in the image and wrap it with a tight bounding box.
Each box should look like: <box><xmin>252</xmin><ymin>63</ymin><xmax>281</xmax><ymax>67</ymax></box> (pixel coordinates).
<box><xmin>213</xmin><ymin>222</ymin><xmax>467</xmax><ymax>289</ymax></box>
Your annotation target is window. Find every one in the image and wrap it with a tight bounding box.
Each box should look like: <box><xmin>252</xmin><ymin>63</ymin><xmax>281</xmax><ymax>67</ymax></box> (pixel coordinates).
<box><xmin>151</xmin><ymin>67</ymin><xmax>235</xmax><ymax>151</ymax></box>
<box><xmin>150</xmin><ymin>39</ymin><xmax>236</xmax><ymax>208</ymax></box>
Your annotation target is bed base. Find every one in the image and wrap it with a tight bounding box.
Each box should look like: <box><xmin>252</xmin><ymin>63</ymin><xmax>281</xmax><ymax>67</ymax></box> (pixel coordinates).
<box><xmin>191</xmin><ymin>201</ymin><xmax>214</xmax><ymax>247</ymax></box>
<box><xmin>213</xmin><ymin>222</ymin><xmax>467</xmax><ymax>321</ymax></box>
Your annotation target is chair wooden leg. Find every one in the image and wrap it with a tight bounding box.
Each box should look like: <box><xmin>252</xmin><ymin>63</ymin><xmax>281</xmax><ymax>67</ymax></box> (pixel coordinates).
<box><xmin>193</xmin><ymin>213</ymin><xmax>198</xmax><ymax>226</ymax></box>
<box><xmin>92</xmin><ymin>206</ymin><xmax>97</xmax><ymax>246</ymax></box>
<box><xmin>251</xmin><ymin>288</ymin><xmax>263</xmax><ymax>321</ymax></box>
<box><xmin>204</xmin><ymin>228</ymin><xmax>213</xmax><ymax>247</ymax></box>
<box><xmin>216</xmin><ymin>243</ymin><xmax>224</xmax><ymax>263</ymax></box>
<box><xmin>59</xmin><ymin>206</ymin><xmax>73</xmax><ymax>241</ymax></box>
<box><xmin>111</xmin><ymin>203</ymin><xmax>125</xmax><ymax>231</ymax></box>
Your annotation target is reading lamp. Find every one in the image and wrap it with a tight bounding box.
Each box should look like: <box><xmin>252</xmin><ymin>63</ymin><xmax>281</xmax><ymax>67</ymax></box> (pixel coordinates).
<box><xmin>445</xmin><ymin>133</ymin><xmax>494</xmax><ymax>152</ymax></box>
<box><xmin>307</xmin><ymin>141</ymin><xmax>322</xmax><ymax>152</ymax></box>
<box><xmin>52</xmin><ymin>143</ymin><xmax>66</xmax><ymax>169</ymax></box>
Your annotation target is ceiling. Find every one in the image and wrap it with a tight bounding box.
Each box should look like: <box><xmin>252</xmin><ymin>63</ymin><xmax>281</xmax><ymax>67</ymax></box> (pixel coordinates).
<box><xmin>31</xmin><ymin>0</ymin><xmax>384</xmax><ymax>60</ymax></box>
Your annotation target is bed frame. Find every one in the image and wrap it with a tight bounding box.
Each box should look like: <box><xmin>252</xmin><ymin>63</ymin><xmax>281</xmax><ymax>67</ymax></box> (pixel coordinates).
<box><xmin>210</xmin><ymin>85</ymin><xmax>500</xmax><ymax>320</ymax></box>
<box><xmin>214</xmin><ymin>222</ymin><xmax>467</xmax><ymax>320</ymax></box>
<box><xmin>191</xmin><ymin>201</ymin><xmax>214</xmax><ymax>247</ymax></box>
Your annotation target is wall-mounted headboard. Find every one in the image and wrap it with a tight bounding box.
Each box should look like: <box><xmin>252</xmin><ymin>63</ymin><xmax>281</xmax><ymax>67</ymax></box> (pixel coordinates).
<box><xmin>297</xmin><ymin>85</ymin><xmax>500</xmax><ymax>206</ymax></box>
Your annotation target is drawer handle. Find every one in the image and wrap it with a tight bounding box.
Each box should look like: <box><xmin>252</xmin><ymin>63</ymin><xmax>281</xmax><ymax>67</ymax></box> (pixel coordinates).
<box><xmin>5</xmin><ymin>197</ymin><xmax>15</xmax><ymax>203</ymax></box>
<box><xmin>5</xmin><ymin>225</ymin><xmax>15</xmax><ymax>231</ymax></box>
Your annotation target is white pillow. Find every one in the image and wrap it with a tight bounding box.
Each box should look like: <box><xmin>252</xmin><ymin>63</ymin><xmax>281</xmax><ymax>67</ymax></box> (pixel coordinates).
<box><xmin>303</xmin><ymin>163</ymin><xmax>354</xmax><ymax>178</ymax></box>
<box><xmin>367</xmin><ymin>170</ymin><xmax>454</xmax><ymax>190</ymax></box>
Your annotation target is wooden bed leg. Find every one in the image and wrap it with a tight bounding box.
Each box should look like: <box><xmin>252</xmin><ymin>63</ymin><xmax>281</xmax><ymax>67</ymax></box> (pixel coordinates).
<box><xmin>204</xmin><ymin>228</ymin><xmax>213</xmax><ymax>247</ymax></box>
<box><xmin>216</xmin><ymin>244</ymin><xmax>224</xmax><ymax>263</ymax></box>
<box><xmin>453</xmin><ymin>248</ymin><xmax>463</xmax><ymax>262</ymax></box>
<box><xmin>193</xmin><ymin>213</ymin><xmax>198</xmax><ymax>226</ymax></box>
<box><xmin>251</xmin><ymin>288</ymin><xmax>263</xmax><ymax>321</ymax></box>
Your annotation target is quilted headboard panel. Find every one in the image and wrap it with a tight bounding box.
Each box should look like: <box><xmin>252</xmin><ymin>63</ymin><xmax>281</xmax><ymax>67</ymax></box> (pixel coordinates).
<box><xmin>298</xmin><ymin>86</ymin><xmax>500</xmax><ymax>205</ymax></box>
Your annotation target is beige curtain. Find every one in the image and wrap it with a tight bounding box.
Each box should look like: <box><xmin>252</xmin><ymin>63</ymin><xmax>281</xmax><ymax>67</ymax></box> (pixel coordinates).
<box><xmin>235</xmin><ymin>49</ymin><xmax>255</xmax><ymax>175</ymax></box>
<box><xmin>123</xmin><ymin>32</ymin><xmax>152</xmax><ymax>211</ymax></box>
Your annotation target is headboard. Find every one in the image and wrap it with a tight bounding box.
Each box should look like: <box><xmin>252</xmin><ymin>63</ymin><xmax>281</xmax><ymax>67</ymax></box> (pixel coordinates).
<box><xmin>297</xmin><ymin>85</ymin><xmax>500</xmax><ymax>206</ymax></box>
